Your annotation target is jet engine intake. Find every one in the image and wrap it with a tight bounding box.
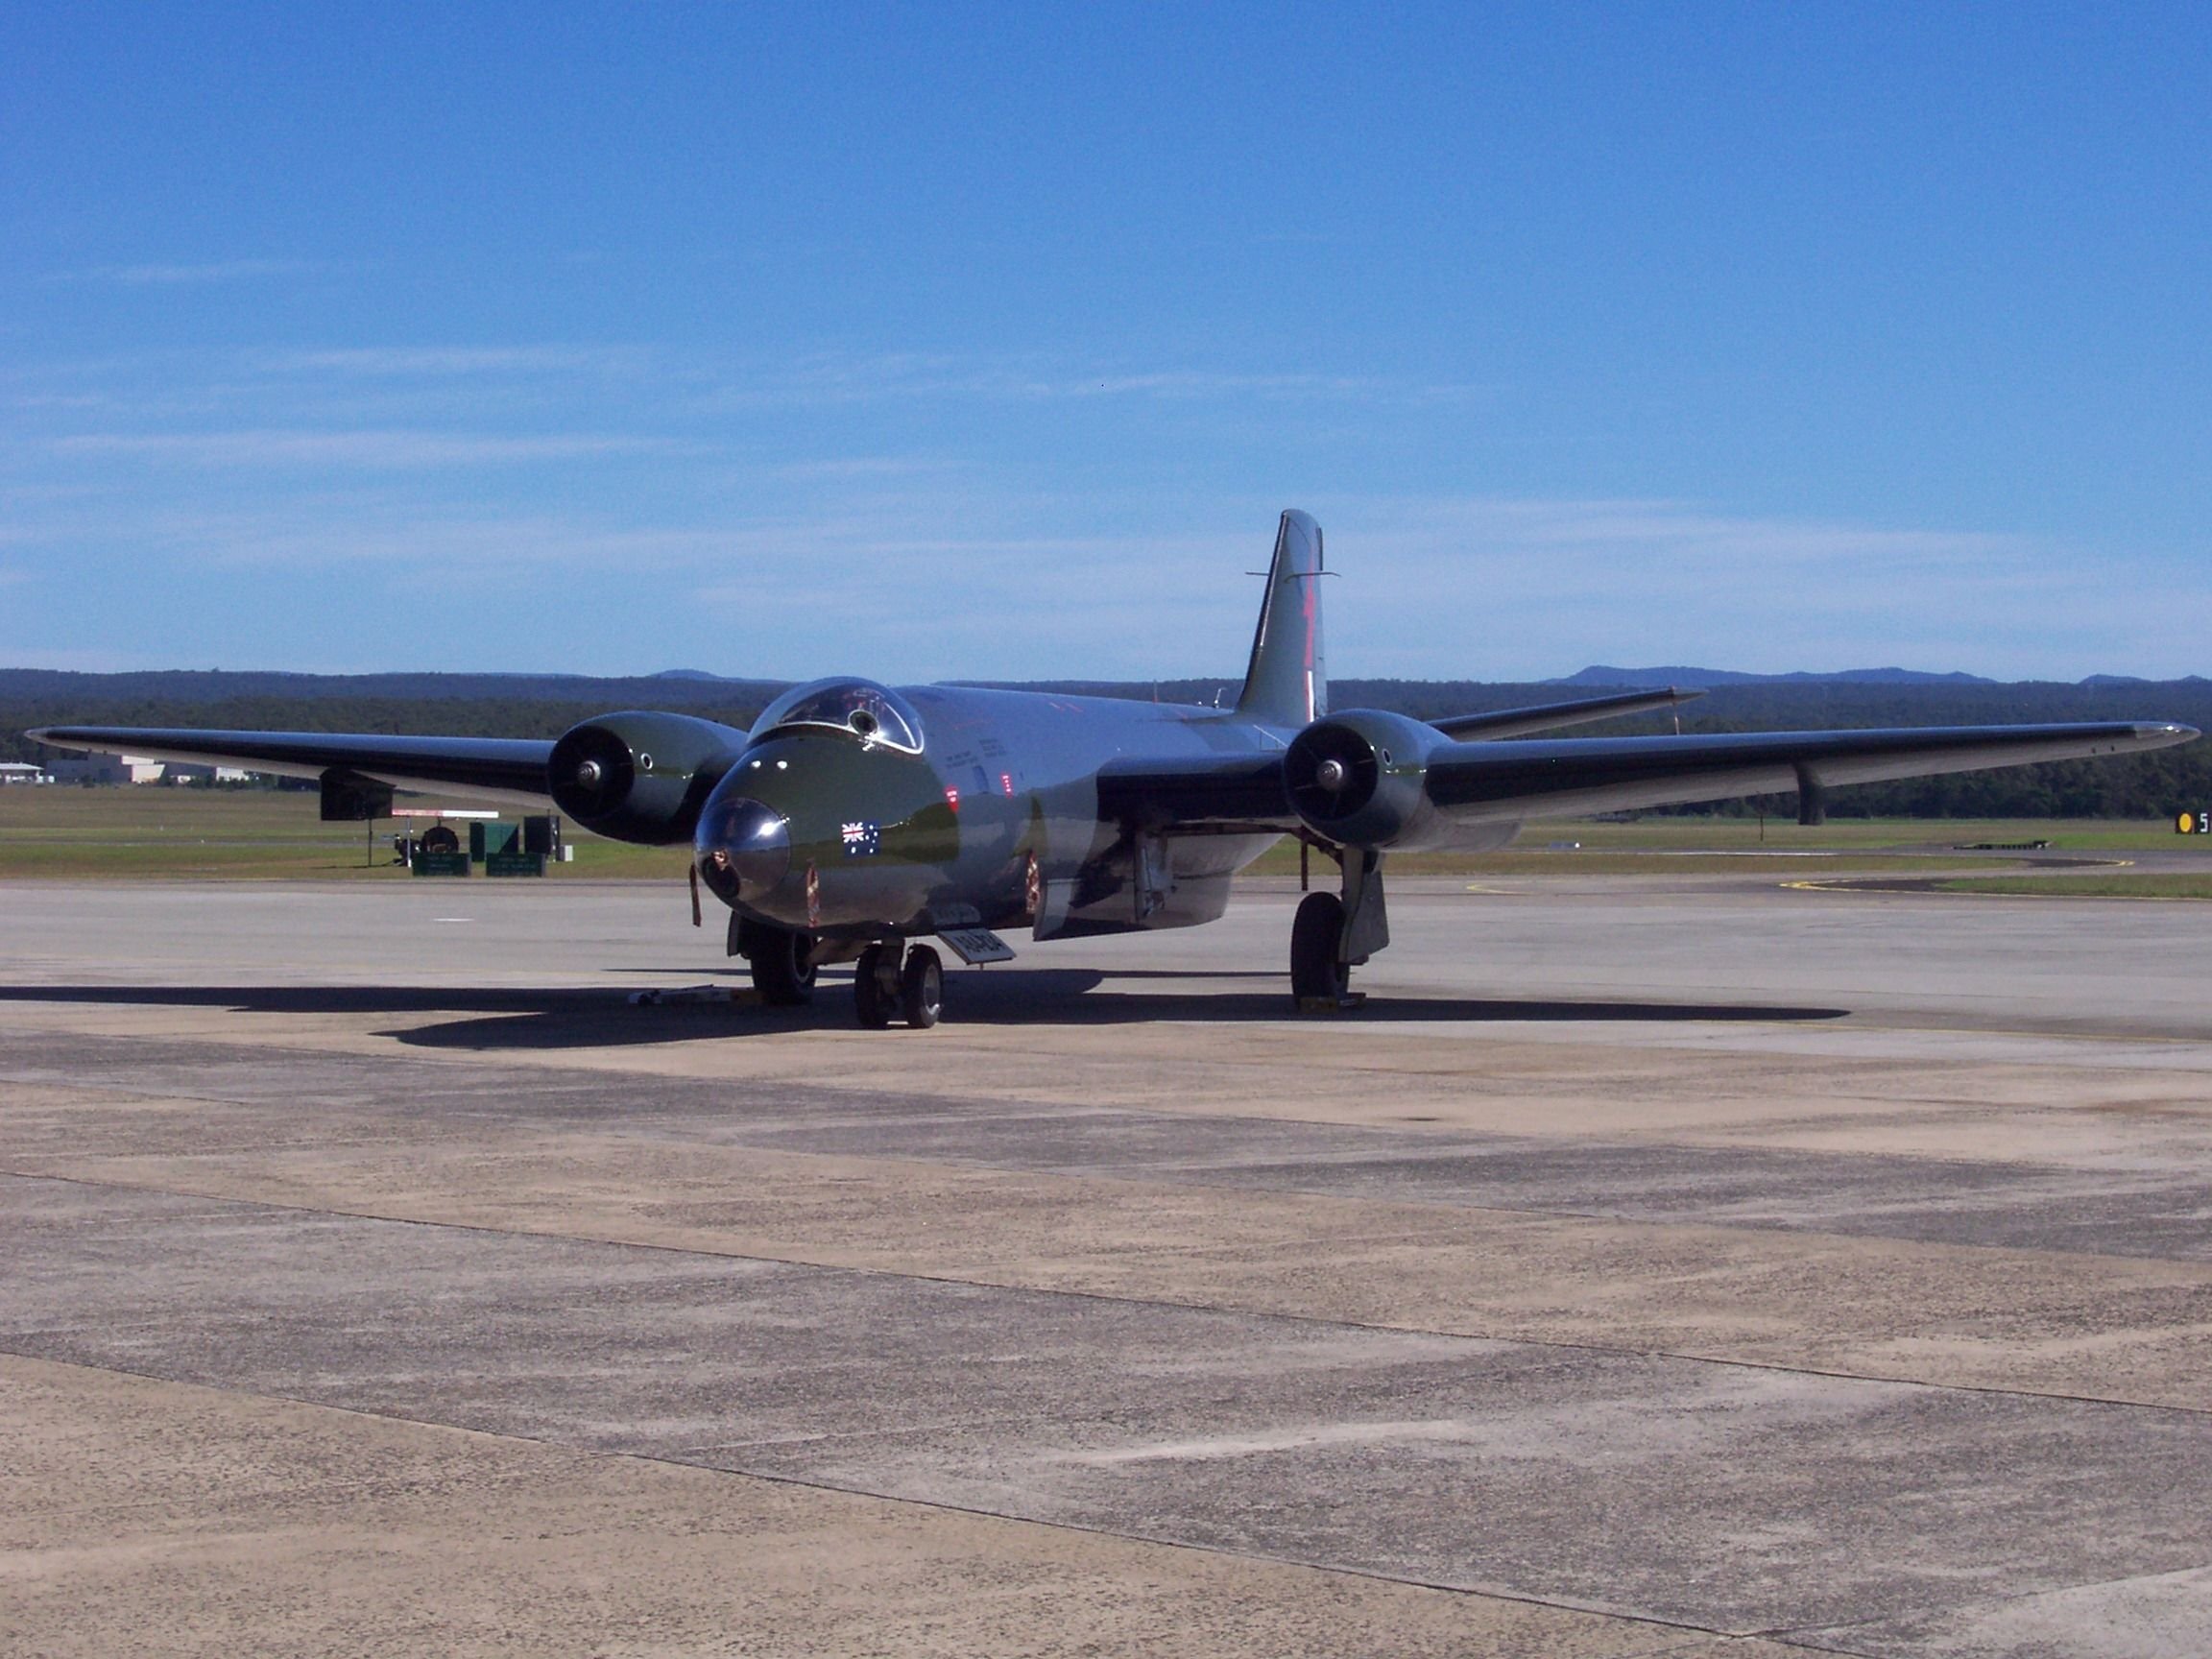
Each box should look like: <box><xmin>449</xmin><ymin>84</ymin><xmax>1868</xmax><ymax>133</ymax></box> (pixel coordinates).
<box><xmin>1283</xmin><ymin>709</ymin><xmax>1441</xmax><ymax>850</ymax></box>
<box><xmin>547</xmin><ymin>710</ymin><xmax>747</xmax><ymax>844</ymax></box>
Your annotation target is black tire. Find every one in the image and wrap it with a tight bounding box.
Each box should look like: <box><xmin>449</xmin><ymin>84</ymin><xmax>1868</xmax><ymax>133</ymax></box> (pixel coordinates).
<box><xmin>900</xmin><ymin>945</ymin><xmax>944</xmax><ymax>1029</ymax></box>
<box><xmin>854</xmin><ymin>943</ymin><xmax>895</xmax><ymax>1028</ymax></box>
<box><xmin>1289</xmin><ymin>890</ymin><xmax>1348</xmax><ymax>1004</ymax></box>
<box><xmin>419</xmin><ymin>824</ymin><xmax>461</xmax><ymax>854</ymax></box>
<box><xmin>750</xmin><ymin>926</ymin><xmax>817</xmax><ymax>1006</ymax></box>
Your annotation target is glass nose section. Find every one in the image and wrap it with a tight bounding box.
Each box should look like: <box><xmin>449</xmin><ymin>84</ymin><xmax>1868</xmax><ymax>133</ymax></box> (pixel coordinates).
<box><xmin>695</xmin><ymin>795</ymin><xmax>791</xmax><ymax>903</ymax></box>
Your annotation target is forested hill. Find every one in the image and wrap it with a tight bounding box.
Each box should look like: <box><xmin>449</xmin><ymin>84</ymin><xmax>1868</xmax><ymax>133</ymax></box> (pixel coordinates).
<box><xmin>6</xmin><ymin>668</ymin><xmax>2207</xmax><ymax>819</ymax></box>
<box><xmin>0</xmin><ymin>666</ymin><xmax>781</xmax><ymax>714</ymax></box>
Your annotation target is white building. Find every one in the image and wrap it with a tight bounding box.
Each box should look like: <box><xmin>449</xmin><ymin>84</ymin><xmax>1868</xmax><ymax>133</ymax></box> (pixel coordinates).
<box><xmin>46</xmin><ymin>754</ymin><xmax>171</xmax><ymax>784</ymax></box>
<box><xmin>0</xmin><ymin>761</ymin><xmax>52</xmax><ymax>784</ymax></box>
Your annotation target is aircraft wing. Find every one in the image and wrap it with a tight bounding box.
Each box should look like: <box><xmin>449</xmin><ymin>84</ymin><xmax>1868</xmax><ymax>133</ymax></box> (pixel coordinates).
<box><xmin>1430</xmin><ymin>685</ymin><xmax>1702</xmax><ymax>739</ymax></box>
<box><xmin>1421</xmin><ymin>721</ymin><xmax>2196</xmax><ymax>823</ymax></box>
<box><xmin>26</xmin><ymin>725</ymin><xmax>556</xmax><ymax>805</ymax></box>
<box><xmin>1099</xmin><ymin>720</ymin><xmax>2197</xmax><ymax>838</ymax></box>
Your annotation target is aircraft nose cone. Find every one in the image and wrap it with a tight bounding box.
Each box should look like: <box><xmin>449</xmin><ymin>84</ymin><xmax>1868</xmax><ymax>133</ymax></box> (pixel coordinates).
<box><xmin>696</xmin><ymin>796</ymin><xmax>791</xmax><ymax>902</ymax></box>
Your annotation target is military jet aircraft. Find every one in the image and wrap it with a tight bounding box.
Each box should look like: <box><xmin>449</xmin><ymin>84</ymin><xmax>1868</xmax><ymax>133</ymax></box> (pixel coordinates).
<box><xmin>28</xmin><ymin>511</ymin><xmax>2198</xmax><ymax>1027</ymax></box>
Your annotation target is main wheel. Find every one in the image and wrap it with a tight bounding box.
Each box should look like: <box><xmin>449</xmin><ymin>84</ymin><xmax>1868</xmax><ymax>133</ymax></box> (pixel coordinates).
<box><xmin>749</xmin><ymin>926</ymin><xmax>817</xmax><ymax>1006</ymax></box>
<box><xmin>900</xmin><ymin>945</ymin><xmax>944</xmax><ymax>1029</ymax></box>
<box><xmin>854</xmin><ymin>943</ymin><xmax>895</xmax><ymax>1028</ymax></box>
<box><xmin>1289</xmin><ymin>890</ymin><xmax>1348</xmax><ymax>1004</ymax></box>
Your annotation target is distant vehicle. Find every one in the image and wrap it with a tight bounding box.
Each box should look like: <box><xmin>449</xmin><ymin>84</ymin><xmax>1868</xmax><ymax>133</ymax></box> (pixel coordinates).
<box><xmin>30</xmin><ymin>511</ymin><xmax>2197</xmax><ymax>1026</ymax></box>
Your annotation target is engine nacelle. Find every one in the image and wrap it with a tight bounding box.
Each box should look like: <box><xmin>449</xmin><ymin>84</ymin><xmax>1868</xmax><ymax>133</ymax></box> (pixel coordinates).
<box><xmin>547</xmin><ymin>710</ymin><xmax>748</xmax><ymax>844</ymax></box>
<box><xmin>1282</xmin><ymin>709</ymin><xmax>1444</xmax><ymax>850</ymax></box>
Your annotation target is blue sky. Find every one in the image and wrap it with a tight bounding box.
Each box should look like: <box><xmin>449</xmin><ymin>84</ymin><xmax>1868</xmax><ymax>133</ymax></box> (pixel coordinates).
<box><xmin>3</xmin><ymin>3</ymin><xmax>2207</xmax><ymax>683</ymax></box>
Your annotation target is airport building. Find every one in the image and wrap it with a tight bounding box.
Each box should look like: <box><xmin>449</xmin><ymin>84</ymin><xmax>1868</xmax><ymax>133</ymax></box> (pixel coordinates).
<box><xmin>39</xmin><ymin>755</ymin><xmax>252</xmax><ymax>785</ymax></box>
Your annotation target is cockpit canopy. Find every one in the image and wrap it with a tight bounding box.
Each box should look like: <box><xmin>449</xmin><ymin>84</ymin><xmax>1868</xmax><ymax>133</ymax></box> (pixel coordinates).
<box><xmin>750</xmin><ymin>677</ymin><xmax>925</xmax><ymax>754</ymax></box>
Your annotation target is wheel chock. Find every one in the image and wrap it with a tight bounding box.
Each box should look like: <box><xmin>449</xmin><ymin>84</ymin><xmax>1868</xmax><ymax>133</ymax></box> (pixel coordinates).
<box><xmin>1295</xmin><ymin>992</ymin><xmax>1368</xmax><ymax>1014</ymax></box>
<box><xmin>629</xmin><ymin>984</ymin><xmax>763</xmax><ymax>1007</ymax></box>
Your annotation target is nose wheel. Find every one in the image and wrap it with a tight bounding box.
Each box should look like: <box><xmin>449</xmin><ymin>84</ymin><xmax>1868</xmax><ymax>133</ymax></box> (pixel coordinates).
<box><xmin>855</xmin><ymin>942</ymin><xmax>942</xmax><ymax>1029</ymax></box>
<box><xmin>737</xmin><ymin>920</ymin><xmax>818</xmax><ymax>1006</ymax></box>
<box><xmin>747</xmin><ymin>928</ymin><xmax>818</xmax><ymax>1008</ymax></box>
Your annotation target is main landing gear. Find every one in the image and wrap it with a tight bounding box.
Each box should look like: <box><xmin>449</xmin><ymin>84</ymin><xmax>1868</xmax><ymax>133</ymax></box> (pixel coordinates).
<box><xmin>1289</xmin><ymin>843</ymin><xmax>1388</xmax><ymax>1012</ymax></box>
<box><xmin>733</xmin><ymin>918</ymin><xmax>942</xmax><ymax>1029</ymax></box>
<box><xmin>854</xmin><ymin>941</ymin><xmax>942</xmax><ymax>1030</ymax></box>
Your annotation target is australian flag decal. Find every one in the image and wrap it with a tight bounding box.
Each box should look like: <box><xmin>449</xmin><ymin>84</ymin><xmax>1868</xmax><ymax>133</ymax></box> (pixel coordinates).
<box><xmin>841</xmin><ymin>820</ymin><xmax>881</xmax><ymax>856</ymax></box>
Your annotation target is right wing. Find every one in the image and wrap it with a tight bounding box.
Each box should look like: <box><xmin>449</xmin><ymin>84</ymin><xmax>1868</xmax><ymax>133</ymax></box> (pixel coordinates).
<box><xmin>26</xmin><ymin>725</ymin><xmax>555</xmax><ymax>806</ymax></box>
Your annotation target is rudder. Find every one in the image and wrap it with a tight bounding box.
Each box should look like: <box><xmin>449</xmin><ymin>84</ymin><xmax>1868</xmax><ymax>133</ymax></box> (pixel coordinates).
<box><xmin>1236</xmin><ymin>509</ymin><xmax>1326</xmax><ymax>726</ymax></box>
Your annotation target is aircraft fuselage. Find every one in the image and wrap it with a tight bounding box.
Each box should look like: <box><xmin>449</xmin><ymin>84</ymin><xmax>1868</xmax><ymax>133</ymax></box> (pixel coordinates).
<box><xmin>699</xmin><ymin>684</ymin><xmax>1298</xmax><ymax>944</ymax></box>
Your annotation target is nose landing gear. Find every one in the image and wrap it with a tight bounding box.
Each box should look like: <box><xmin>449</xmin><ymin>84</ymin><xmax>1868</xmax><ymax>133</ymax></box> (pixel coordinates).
<box><xmin>855</xmin><ymin>941</ymin><xmax>942</xmax><ymax>1029</ymax></box>
<box><xmin>733</xmin><ymin>918</ymin><xmax>819</xmax><ymax>1006</ymax></box>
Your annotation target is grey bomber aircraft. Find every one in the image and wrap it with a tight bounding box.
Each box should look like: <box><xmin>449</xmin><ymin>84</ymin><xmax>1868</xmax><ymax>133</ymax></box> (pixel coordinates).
<box><xmin>28</xmin><ymin>511</ymin><xmax>2200</xmax><ymax>1027</ymax></box>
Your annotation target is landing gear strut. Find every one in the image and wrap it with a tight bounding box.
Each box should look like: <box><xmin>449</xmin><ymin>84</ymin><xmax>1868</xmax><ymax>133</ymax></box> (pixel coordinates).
<box><xmin>1290</xmin><ymin>843</ymin><xmax>1388</xmax><ymax>1010</ymax></box>
<box><xmin>855</xmin><ymin>941</ymin><xmax>942</xmax><ymax>1030</ymax></box>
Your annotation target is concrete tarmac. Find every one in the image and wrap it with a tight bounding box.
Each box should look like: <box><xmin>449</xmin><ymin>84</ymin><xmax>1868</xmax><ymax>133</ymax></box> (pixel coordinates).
<box><xmin>4</xmin><ymin>873</ymin><xmax>2212</xmax><ymax>1656</ymax></box>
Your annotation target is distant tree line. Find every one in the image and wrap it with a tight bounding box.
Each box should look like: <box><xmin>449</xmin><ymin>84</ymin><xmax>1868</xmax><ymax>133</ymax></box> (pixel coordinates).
<box><xmin>7</xmin><ymin>670</ymin><xmax>2208</xmax><ymax>819</ymax></box>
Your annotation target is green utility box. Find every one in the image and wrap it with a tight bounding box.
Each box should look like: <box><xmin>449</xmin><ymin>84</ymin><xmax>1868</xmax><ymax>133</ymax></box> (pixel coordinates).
<box><xmin>411</xmin><ymin>851</ymin><xmax>471</xmax><ymax>878</ymax></box>
<box><xmin>469</xmin><ymin>820</ymin><xmax>519</xmax><ymax>861</ymax></box>
<box><xmin>486</xmin><ymin>850</ymin><xmax>546</xmax><ymax>878</ymax></box>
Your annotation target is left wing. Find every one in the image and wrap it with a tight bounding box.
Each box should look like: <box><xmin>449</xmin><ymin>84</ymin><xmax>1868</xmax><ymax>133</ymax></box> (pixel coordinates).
<box><xmin>1419</xmin><ymin>721</ymin><xmax>2195</xmax><ymax>825</ymax></box>
<box><xmin>27</xmin><ymin>725</ymin><xmax>556</xmax><ymax>806</ymax></box>
<box><xmin>1430</xmin><ymin>685</ymin><xmax>1701</xmax><ymax>739</ymax></box>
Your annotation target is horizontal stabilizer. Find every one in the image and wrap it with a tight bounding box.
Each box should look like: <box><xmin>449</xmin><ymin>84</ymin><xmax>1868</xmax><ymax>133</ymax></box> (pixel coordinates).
<box><xmin>1431</xmin><ymin>686</ymin><xmax>1702</xmax><ymax>740</ymax></box>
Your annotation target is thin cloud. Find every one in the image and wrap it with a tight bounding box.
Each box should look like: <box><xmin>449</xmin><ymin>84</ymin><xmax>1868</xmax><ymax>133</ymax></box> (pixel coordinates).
<box><xmin>49</xmin><ymin>259</ymin><xmax>326</xmax><ymax>286</ymax></box>
<box><xmin>1318</xmin><ymin>493</ymin><xmax>2196</xmax><ymax>682</ymax></box>
<box><xmin>51</xmin><ymin>429</ymin><xmax>693</xmax><ymax>469</ymax></box>
<box><xmin>266</xmin><ymin>346</ymin><xmax>648</xmax><ymax>378</ymax></box>
<box><xmin>768</xmin><ymin>455</ymin><xmax>967</xmax><ymax>481</ymax></box>
<box><xmin>0</xmin><ymin>645</ymin><xmax>168</xmax><ymax>672</ymax></box>
<box><xmin>701</xmin><ymin>353</ymin><xmax>1472</xmax><ymax>409</ymax></box>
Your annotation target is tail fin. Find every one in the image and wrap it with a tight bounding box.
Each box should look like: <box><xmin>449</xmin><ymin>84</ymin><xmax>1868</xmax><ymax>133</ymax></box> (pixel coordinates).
<box><xmin>1236</xmin><ymin>509</ymin><xmax>1327</xmax><ymax>726</ymax></box>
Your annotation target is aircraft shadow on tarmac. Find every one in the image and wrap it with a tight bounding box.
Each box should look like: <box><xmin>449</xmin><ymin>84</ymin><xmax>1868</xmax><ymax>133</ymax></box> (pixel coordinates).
<box><xmin>0</xmin><ymin>977</ymin><xmax>1850</xmax><ymax>1051</ymax></box>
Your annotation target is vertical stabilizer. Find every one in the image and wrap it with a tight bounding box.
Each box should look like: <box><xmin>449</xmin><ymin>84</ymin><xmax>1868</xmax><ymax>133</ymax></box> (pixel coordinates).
<box><xmin>1236</xmin><ymin>510</ymin><xmax>1327</xmax><ymax>726</ymax></box>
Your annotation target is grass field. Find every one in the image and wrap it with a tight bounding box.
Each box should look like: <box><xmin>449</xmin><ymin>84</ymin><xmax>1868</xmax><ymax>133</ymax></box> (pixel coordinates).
<box><xmin>0</xmin><ymin>787</ymin><xmax>688</xmax><ymax>880</ymax></box>
<box><xmin>2</xmin><ymin>785</ymin><xmax>2205</xmax><ymax>888</ymax></box>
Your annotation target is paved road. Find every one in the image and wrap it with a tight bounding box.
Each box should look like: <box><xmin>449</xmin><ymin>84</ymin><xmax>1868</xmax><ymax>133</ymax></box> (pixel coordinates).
<box><xmin>4</xmin><ymin>875</ymin><xmax>2210</xmax><ymax>1656</ymax></box>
